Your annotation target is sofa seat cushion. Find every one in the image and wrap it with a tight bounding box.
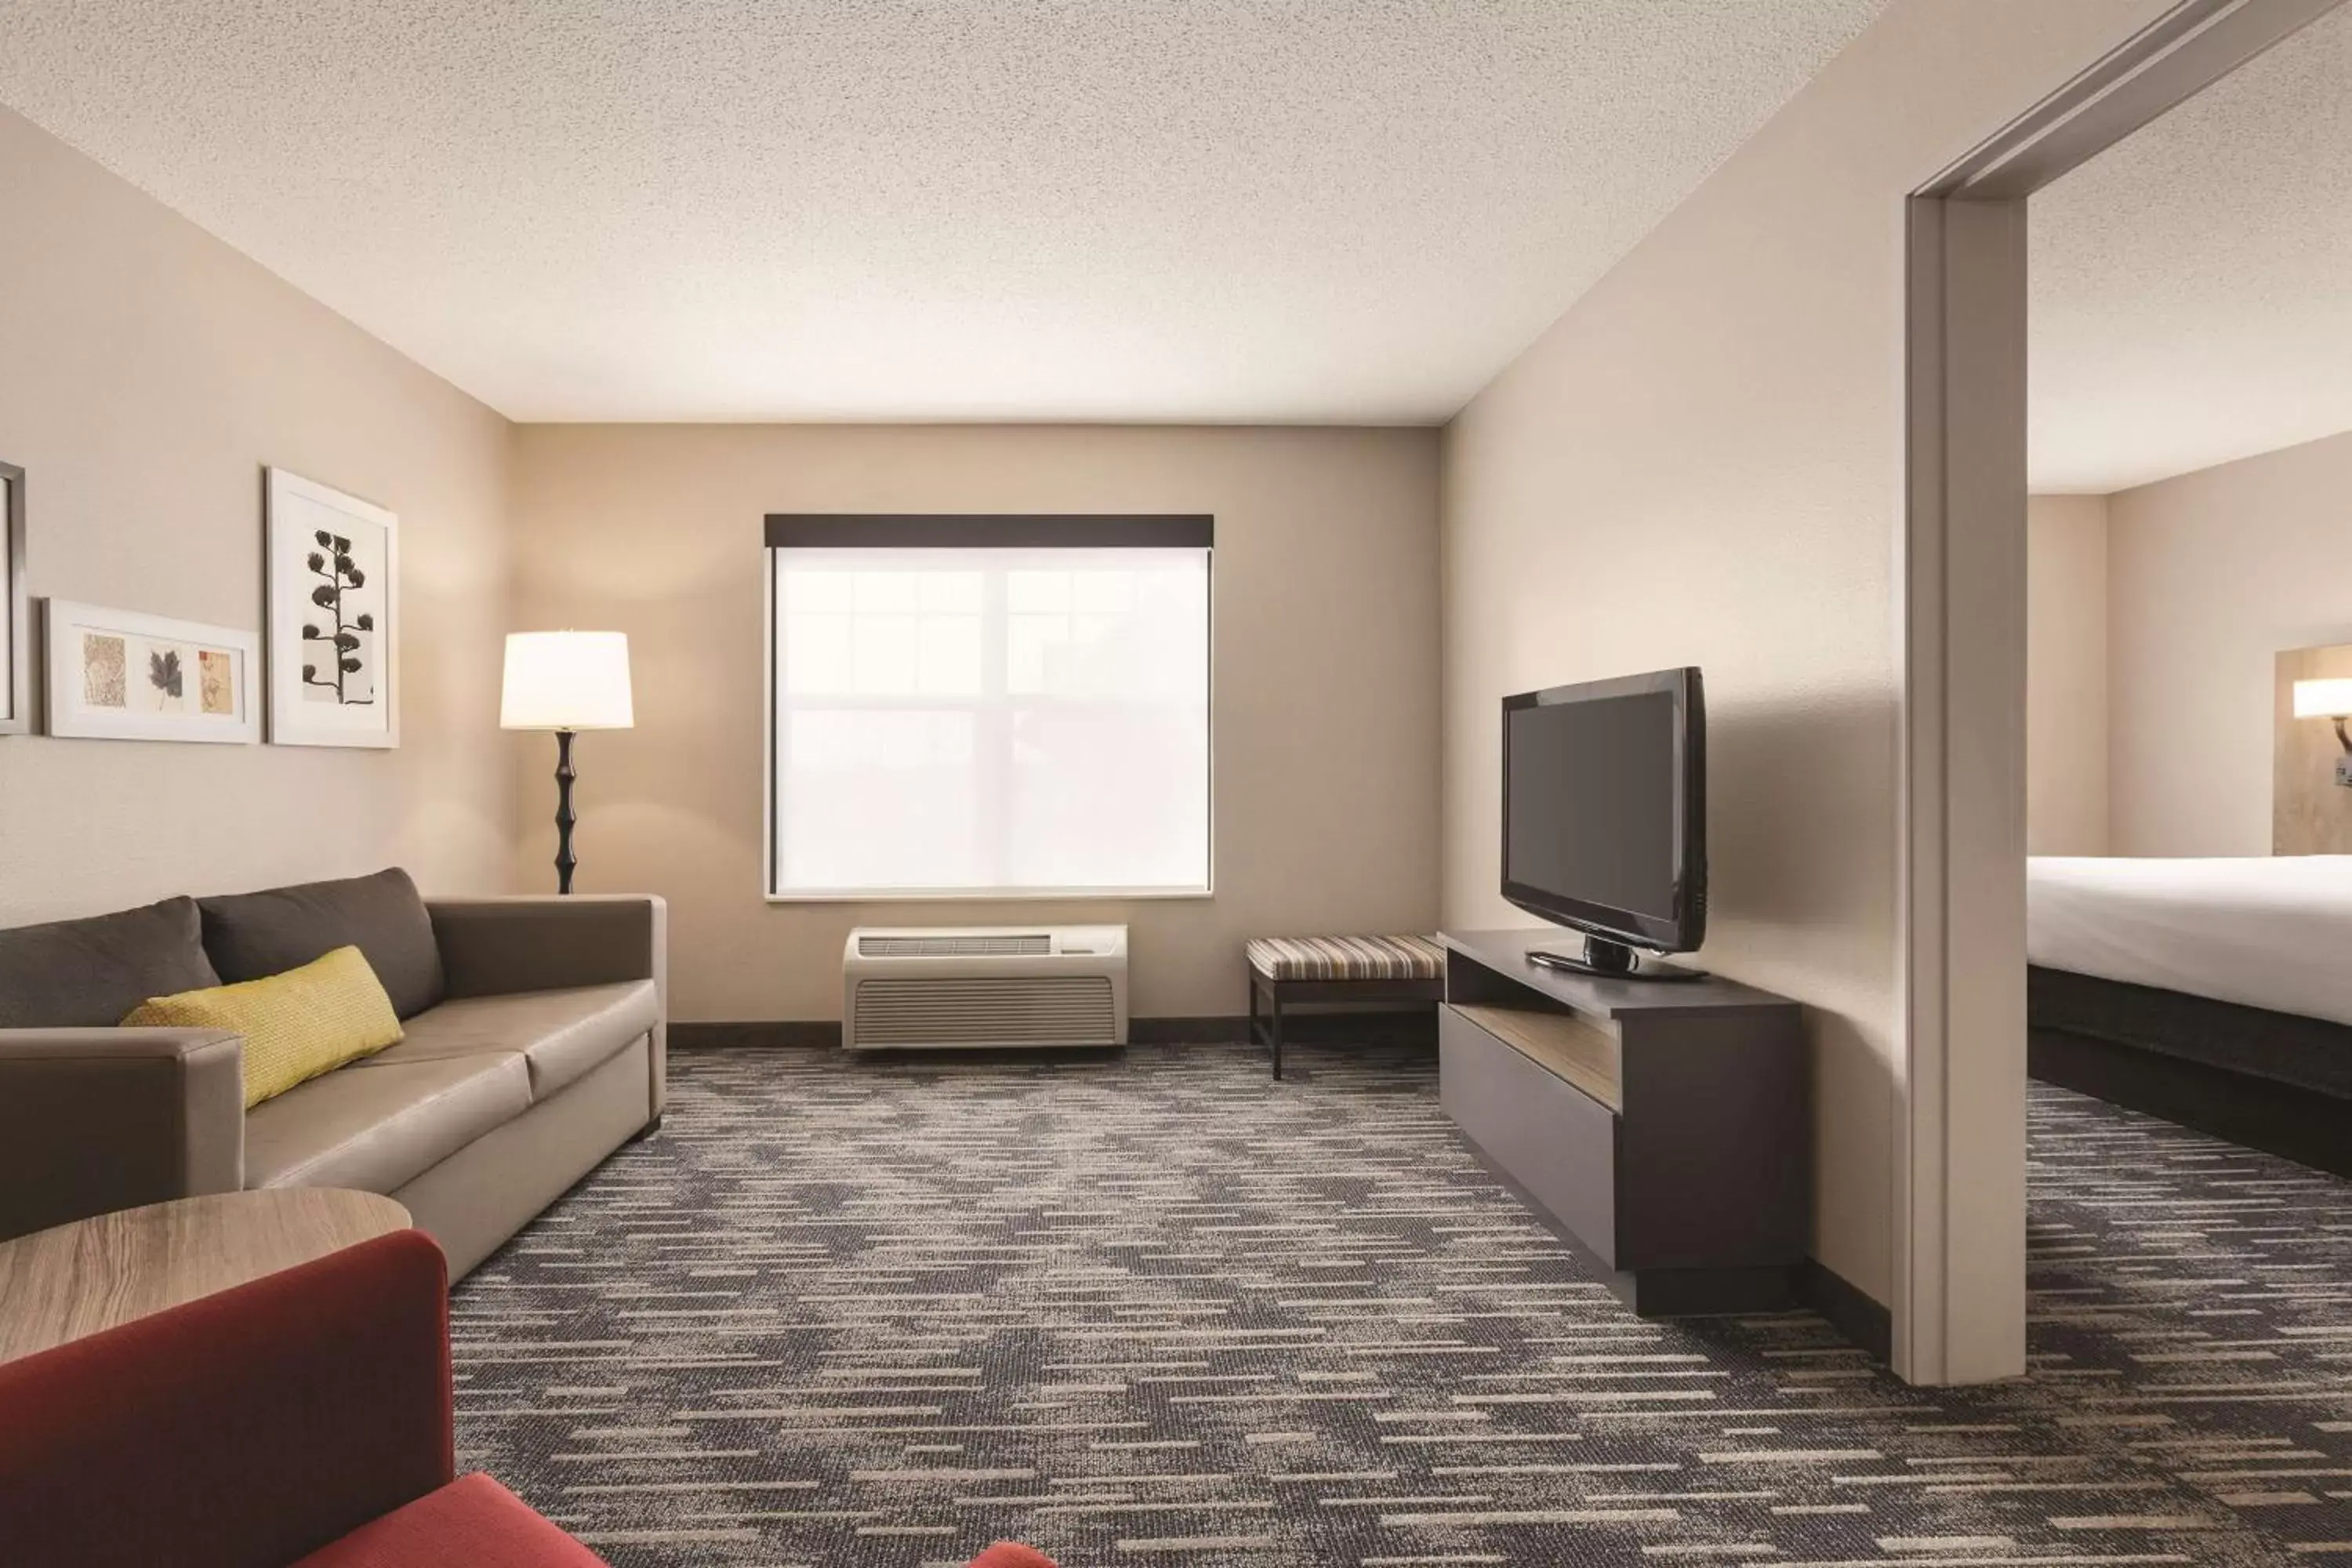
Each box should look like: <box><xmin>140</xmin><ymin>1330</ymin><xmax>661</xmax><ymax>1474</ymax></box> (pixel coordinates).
<box><xmin>290</xmin><ymin>1472</ymin><xmax>608</xmax><ymax>1568</ymax></box>
<box><xmin>0</xmin><ymin>896</ymin><xmax>221</xmax><ymax>1028</ymax></box>
<box><xmin>246</xmin><ymin>1053</ymin><xmax>530</xmax><ymax>1194</ymax></box>
<box><xmin>358</xmin><ymin>982</ymin><xmax>658</xmax><ymax>1103</ymax></box>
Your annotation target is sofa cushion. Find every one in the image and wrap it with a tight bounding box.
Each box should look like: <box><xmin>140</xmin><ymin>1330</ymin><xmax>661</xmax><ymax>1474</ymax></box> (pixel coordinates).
<box><xmin>0</xmin><ymin>897</ymin><xmax>221</xmax><ymax>1028</ymax></box>
<box><xmin>290</xmin><ymin>1473</ymin><xmax>608</xmax><ymax>1568</ymax></box>
<box><xmin>358</xmin><ymin>982</ymin><xmax>659</xmax><ymax>1102</ymax></box>
<box><xmin>123</xmin><ymin>945</ymin><xmax>405</xmax><ymax>1109</ymax></box>
<box><xmin>246</xmin><ymin>1053</ymin><xmax>530</xmax><ymax>1193</ymax></box>
<box><xmin>200</xmin><ymin>869</ymin><xmax>446</xmax><ymax>1020</ymax></box>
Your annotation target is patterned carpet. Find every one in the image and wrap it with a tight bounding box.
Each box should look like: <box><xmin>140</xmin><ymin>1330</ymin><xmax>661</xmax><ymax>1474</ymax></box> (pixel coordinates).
<box><xmin>451</xmin><ymin>1043</ymin><xmax>2352</xmax><ymax>1567</ymax></box>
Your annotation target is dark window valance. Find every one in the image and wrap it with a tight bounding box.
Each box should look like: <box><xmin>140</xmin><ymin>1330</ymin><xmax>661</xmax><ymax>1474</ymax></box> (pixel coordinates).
<box><xmin>764</xmin><ymin>514</ymin><xmax>1213</xmax><ymax>550</ymax></box>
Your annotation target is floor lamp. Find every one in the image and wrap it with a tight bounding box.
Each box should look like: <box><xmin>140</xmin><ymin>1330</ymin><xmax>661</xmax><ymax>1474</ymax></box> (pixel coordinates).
<box><xmin>501</xmin><ymin>631</ymin><xmax>633</xmax><ymax>895</ymax></box>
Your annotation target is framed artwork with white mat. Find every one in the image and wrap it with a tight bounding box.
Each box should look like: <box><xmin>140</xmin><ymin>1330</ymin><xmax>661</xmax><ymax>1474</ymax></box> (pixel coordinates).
<box><xmin>265</xmin><ymin>468</ymin><xmax>398</xmax><ymax>749</ymax></box>
<box><xmin>0</xmin><ymin>459</ymin><xmax>27</xmax><ymax>736</ymax></box>
<box><xmin>44</xmin><ymin>599</ymin><xmax>259</xmax><ymax>744</ymax></box>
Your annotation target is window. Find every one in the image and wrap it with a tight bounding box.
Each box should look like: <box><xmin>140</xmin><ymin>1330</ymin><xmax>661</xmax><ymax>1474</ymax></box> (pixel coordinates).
<box><xmin>766</xmin><ymin>516</ymin><xmax>1211</xmax><ymax>898</ymax></box>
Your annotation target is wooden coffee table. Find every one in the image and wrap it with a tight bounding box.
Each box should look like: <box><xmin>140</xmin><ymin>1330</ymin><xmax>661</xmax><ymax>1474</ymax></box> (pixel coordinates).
<box><xmin>0</xmin><ymin>1189</ymin><xmax>412</xmax><ymax>1366</ymax></box>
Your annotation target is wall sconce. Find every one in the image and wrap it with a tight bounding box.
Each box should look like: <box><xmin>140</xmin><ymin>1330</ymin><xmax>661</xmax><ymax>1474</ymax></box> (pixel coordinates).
<box><xmin>2292</xmin><ymin>677</ymin><xmax>2352</xmax><ymax>788</ymax></box>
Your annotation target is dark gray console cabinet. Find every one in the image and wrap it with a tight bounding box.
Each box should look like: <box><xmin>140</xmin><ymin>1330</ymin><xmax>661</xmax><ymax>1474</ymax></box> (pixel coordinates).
<box><xmin>1438</xmin><ymin>929</ymin><xmax>1809</xmax><ymax>1316</ymax></box>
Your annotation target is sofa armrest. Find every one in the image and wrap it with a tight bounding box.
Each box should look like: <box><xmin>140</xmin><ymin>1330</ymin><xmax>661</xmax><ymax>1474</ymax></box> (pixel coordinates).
<box><xmin>0</xmin><ymin>1229</ymin><xmax>454</xmax><ymax>1568</ymax></box>
<box><xmin>428</xmin><ymin>895</ymin><xmax>667</xmax><ymax>1116</ymax></box>
<box><xmin>0</xmin><ymin>1029</ymin><xmax>245</xmax><ymax>1243</ymax></box>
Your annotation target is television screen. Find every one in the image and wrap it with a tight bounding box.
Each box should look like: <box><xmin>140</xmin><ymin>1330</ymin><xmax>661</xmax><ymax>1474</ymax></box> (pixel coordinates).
<box><xmin>1501</xmin><ymin>667</ymin><xmax>1704</xmax><ymax>954</ymax></box>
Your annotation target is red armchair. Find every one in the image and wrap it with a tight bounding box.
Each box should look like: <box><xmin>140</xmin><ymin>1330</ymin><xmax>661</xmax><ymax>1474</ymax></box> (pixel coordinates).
<box><xmin>0</xmin><ymin>1229</ymin><xmax>598</xmax><ymax>1567</ymax></box>
<box><xmin>0</xmin><ymin>1229</ymin><xmax>1054</xmax><ymax>1568</ymax></box>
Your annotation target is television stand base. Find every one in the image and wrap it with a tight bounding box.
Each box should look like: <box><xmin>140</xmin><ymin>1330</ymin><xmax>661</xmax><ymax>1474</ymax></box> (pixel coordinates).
<box><xmin>1437</xmin><ymin>928</ymin><xmax>1810</xmax><ymax>1323</ymax></box>
<box><xmin>1527</xmin><ymin>938</ymin><xmax>1707</xmax><ymax>984</ymax></box>
<box><xmin>1458</xmin><ymin>1134</ymin><xmax>1798</xmax><ymax>1316</ymax></box>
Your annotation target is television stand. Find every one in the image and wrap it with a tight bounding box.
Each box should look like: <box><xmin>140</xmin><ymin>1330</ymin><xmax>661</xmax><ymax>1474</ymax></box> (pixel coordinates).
<box><xmin>1527</xmin><ymin>935</ymin><xmax>1707</xmax><ymax>983</ymax></box>
<box><xmin>1437</xmin><ymin>929</ymin><xmax>1809</xmax><ymax>1318</ymax></box>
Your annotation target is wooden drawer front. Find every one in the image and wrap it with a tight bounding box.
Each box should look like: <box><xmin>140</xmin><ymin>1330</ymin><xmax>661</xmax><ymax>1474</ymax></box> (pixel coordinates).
<box><xmin>1439</xmin><ymin>1005</ymin><xmax>1618</xmax><ymax>1266</ymax></box>
<box><xmin>1448</xmin><ymin>1003</ymin><xmax>1621</xmax><ymax>1111</ymax></box>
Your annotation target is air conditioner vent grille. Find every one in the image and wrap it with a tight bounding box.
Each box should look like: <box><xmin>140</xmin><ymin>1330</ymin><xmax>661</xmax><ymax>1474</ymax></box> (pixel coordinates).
<box><xmin>858</xmin><ymin>933</ymin><xmax>1054</xmax><ymax>958</ymax></box>
<box><xmin>851</xmin><ymin>975</ymin><xmax>1116</xmax><ymax>1047</ymax></box>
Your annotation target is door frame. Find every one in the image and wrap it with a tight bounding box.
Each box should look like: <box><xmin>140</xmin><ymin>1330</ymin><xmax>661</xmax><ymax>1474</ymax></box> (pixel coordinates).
<box><xmin>1896</xmin><ymin>0</ymin><xmax>2345</xmax><ymax>1385</ymax></box>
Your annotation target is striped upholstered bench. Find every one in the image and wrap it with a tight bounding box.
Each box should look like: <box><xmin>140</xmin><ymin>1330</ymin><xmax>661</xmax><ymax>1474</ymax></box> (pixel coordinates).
<box><xmin>1244</xmin><ymin>934</ymin><xmax>1446</xmax><ymax>1080</ymax></box>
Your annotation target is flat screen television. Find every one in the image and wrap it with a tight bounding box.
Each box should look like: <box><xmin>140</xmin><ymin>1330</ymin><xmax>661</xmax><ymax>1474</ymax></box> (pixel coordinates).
<box><xmin>1501</xmin><ymin>666</ymin><xmax>1706</xmax><ymax>980</ymax></box>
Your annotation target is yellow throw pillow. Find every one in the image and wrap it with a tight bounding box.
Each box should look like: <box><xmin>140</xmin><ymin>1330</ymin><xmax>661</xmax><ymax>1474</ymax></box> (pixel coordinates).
<box><xmin>123</xmin><ymin>945</ymin><xmax>404</xmax><ymax>1109</ymax></box>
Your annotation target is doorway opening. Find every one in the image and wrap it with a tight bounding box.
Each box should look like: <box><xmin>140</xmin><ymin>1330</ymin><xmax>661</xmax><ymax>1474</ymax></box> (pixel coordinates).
<box><xmin>1899</xmin><ymin>0</ymin><xmax>2347</xmax><ymax>1386</ymax></box>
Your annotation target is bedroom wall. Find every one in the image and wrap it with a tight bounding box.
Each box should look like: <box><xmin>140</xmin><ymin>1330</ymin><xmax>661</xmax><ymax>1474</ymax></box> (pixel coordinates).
<box><xmin>2027</xmin><ymin>495</ymin><xmax>2110</xmax><ymax>856</ymax></box>
<box><xmin>1440</xmin><ymin>0</ymin><xmax>2169</xmax><ymax>1311</ymax></box>
<box><xmin>507</xmin><ymin>423</ymin><xmax>1442</xmax><ymax>1024</ymax></box>
<box><xmin>0</xmin><ymin>106</ymin><xmax>516</xmax><ymax>926</ymax></box>
<box><xmin>2109</xmin><ymin>425</ymin><xmax>2352</xmax><ymax>857</ymax></box>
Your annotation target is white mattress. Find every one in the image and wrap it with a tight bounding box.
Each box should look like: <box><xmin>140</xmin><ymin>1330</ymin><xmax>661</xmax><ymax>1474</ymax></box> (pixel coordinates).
<box><xmin>2027</xmin><ymin>855</ymin><xmax>2352</xmax><ymax>1028</ymax></box>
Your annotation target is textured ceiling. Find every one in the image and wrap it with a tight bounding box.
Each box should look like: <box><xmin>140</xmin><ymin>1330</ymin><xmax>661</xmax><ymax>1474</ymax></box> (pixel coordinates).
<box><xmin>2031</xmin><ymin>2</ymin><xmax>2352</xmax><ymax>493</ymax></box>
<box><xmin>0</xmin><ymin>1</ymin><xmax>1883</xmax><ymax>424</ymax></box>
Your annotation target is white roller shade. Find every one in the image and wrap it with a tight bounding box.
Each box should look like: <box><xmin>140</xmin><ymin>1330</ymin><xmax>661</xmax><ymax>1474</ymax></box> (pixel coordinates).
<box><xmin>770</xmin><ymin>546</ymin><xmax>1210</xmax><ymax>897</ymax></box>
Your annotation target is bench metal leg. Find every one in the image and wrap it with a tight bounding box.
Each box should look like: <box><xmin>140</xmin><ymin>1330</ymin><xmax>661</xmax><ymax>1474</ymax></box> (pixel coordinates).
<box><xmin>1271</xmin><ymin>983</ymin><xmax>1285</xmax><ymax>1080</ymax></box>
<box><xmin>1247</xmin><ymin>969</ymin><xmax>1285</xmax><ymax>1081</ymax></box>
<box><xmin>1248</xmin><ymin>966</ymin><xmax>1443</xmax><ymax>1081</ymax></box>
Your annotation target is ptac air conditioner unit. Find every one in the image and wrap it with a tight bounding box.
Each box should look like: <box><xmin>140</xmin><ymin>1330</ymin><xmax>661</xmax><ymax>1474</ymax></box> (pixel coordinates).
<box><xmin>842</xmin><ymin>925</ymin><xmax>1129</xmax><ymax>1051</ymax></box>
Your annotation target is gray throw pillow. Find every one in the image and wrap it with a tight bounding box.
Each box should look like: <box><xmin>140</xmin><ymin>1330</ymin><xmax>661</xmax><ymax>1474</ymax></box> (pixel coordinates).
<box><xmin>198</xmin><ymin>867</ymin><xmax>446</xmax><ymax>1020</ymax></box>
<box><xmin>0</xmin><ymin>896</ymin><xmax>224</xmax><ymax>1028</ymax></box>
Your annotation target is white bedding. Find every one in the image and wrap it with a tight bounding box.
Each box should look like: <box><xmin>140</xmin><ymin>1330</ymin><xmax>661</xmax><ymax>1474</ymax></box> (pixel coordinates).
<box><xmin>2027</xmin><ymin>855</ymin><xmax>2352</xmax><ymax>1028</ymax></box>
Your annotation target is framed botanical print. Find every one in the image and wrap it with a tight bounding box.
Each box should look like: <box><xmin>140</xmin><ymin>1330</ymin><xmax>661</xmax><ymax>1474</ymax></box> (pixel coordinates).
<box><xmin>0</xmin><ymin>460</ymin><xmax>27</xmax><ymax>735</ymax></box>
<box><xmin>265</xmin><ymin>468</ymin><xmax>398</xmax><ymax>749</ymax></box>
<box><xmin>44</xmin><ymin>599</ymin><xmax>260</xmax><ymax>744</ymax></box>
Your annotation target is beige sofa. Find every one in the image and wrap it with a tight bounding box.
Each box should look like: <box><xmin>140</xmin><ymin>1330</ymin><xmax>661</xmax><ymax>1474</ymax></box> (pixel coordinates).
<box><xmin>0</xmin><ymin>882</ymin><xmax>666</xmax><ymax>1279</ymax></box>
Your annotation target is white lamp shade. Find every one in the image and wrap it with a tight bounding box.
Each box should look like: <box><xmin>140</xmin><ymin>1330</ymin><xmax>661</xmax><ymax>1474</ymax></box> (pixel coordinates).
<box><xmin>501</xmin><ymin>631</ymin><xmax>633</xmax><ymax>731</ymax></box>
<box><xmin>2293</xmin><ymin>677</ymin><xmax>2352</xmax><ymax>720</ymax></box>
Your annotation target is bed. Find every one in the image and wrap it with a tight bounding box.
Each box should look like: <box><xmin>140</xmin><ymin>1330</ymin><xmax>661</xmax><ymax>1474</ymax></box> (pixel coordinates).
<box><xmin>2027</xmin><ymin>855</ymin><xmax>2352</xmax><ymax>1175</ymax></box>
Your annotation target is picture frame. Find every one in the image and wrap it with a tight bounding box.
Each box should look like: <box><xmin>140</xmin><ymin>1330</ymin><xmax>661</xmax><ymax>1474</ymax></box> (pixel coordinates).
<box><xmin>44</xmin><ymin>599</ymin><xmax>260</xmax><ymax>744</ymax></box>
<box><xmin>265</xmin><ymin>468</ymin><xmax>398</xmax><ymax>749</ymax></box>
<box><xmin>0</xmin><ymin>460</ymin><xmax>27</xmax><ymax>735</ymax></box>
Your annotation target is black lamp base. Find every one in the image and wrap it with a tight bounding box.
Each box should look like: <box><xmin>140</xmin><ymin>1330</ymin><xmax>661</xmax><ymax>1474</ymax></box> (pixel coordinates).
<box><xmin>553</xmin><ymin>728</ymin><xmax>577</xmax><ymax>895</ymax></box>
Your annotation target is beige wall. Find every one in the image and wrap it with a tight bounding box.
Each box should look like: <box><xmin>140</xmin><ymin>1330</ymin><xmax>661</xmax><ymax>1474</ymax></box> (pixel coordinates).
<box><xmin>2109</xmin><ymin>426</ymin><xmax>2352</xmax><ymax>856</ymax></box>
<box><xmin>509</xmin><ymin>424</ymin><xmax>1440</xmax><ymax>1022</ymax></box>
<box><xmin>2027</xmin><ymin>495</ymin><xmax>2110</xmax><ymax>856</ymax></box>
<box><xmin>0</xmin><ymin>107</ymin><xmax>515</xmax><ymax>924</ymax></box>
<box><xmin>1439</xmin><ymin>0</ymin><xmax>2165</xmax><ymax>1305</ymax></box>
<box><xmin>3</xmin><ymin>97</ymin><xmax>1441</xmax><ymax>1018</ymax></box>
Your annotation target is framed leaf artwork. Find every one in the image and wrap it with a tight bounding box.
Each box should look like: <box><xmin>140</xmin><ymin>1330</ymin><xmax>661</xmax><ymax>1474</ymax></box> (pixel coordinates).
<box><xmin>265</xmin><ymin>468</ymin><xmax>398</xmax><ymax>749</ymax></box>
<box><xmin>44</xmin><ymin>599</ymin><xmax>259</xmax><ymax>744</ymax></box>
<box><xmin>0</xmin><ymin>459</ymin><xmax>27</xmax><ymax>735</ymax></box>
